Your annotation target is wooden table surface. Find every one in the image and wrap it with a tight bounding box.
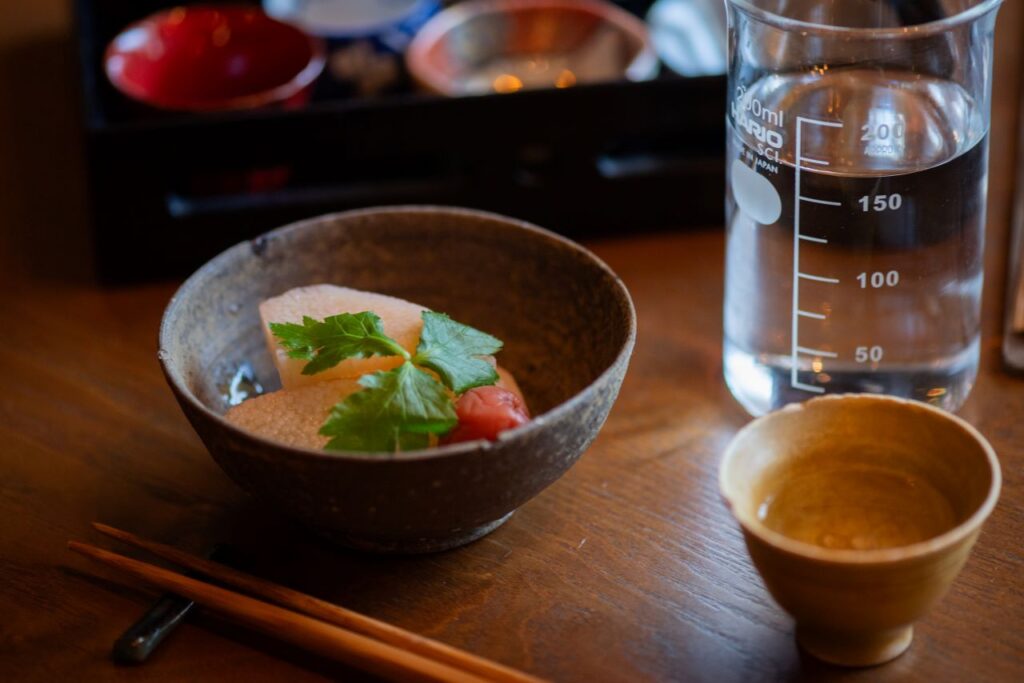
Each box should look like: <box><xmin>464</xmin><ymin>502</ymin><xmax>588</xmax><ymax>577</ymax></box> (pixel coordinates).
<box><xmin>2</xmin><ymin>4</ymin><xmax>1024</xmax><ymax>682</ymax></box>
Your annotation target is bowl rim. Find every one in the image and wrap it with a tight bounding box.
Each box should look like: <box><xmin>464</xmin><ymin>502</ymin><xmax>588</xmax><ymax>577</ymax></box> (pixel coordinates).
<box><xmin>718</xmin><ymin>394</ymin><xmax>1003</xmax><ymax>565</ymax></box>
<box><xmin>405</xmin><ymin>0</ymin><xmax>659</xmax><ymax>96</ymax></box>
<box><xmin>159</xmin><ymin>205</ymin><xmax>637</xmax><ymax>462</ymax></box>
<box><xmin>104</xmin><ymin>4</ymin><xmax>327</xmax><ymax>112</ymax></box>
<box><xmin>266</xmin><ymin>0</ymin><xmax>440</xmax><ymax>39</ymax></box>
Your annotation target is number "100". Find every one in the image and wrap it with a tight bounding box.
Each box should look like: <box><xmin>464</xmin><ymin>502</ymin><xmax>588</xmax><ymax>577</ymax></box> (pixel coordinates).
<box><xmin>857</xmin><ymin>271</ymin><xmax>900</xmax><ymax>288</ymax></box>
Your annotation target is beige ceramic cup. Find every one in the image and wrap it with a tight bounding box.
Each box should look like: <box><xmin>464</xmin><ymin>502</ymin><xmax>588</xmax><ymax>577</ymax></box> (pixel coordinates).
<box><xmin>720</xmin><ymin>394</ymin><xmax>1001</xmax><ymax>667</ymax></box>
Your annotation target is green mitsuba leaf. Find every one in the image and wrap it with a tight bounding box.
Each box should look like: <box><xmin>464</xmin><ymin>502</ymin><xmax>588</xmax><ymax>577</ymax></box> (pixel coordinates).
<box><xmin>318</xmin><ymin>361</ymin><xmax>457</xmax><ymax>452</ymax></box>
<box><xmin>413</xmin><ymin>312</ymin><xmax>503</xmax><ymax>393</ymax></box>
<box><xmin>271</xmin><ymin>308</ymin><xmax>506</xmax><ymax>453</ymax></box>
<box><xmin>269</xmin><ymin>312</ymin><xmax>409</xmax><ymax>376</ymax></box>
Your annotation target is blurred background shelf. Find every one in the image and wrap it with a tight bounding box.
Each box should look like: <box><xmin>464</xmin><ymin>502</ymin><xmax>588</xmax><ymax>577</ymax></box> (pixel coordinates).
<box><xmin>75</xmin><ymin>0</ymin><xmax>726</xmax><ymax>280</ymax></box>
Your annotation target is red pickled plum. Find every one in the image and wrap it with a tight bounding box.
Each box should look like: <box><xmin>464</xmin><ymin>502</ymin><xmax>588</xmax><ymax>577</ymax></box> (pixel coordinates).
<box><xmin>443</xmin><ymin>386</ymin><xmax>531</xmax><ymax>444</ymax></box>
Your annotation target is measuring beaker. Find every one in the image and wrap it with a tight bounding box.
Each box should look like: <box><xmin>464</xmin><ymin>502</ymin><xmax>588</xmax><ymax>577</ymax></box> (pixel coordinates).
<box><xmin>723</xmin><ymin>0</ymin><xmax>1002</xmax><ymax>416</ymax></box>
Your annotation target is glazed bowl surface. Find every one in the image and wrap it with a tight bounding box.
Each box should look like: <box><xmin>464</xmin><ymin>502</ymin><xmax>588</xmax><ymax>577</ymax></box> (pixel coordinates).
<box><xmin>159</xmin><ymin>206</ymin><xmax>636</xmax><ymax>552</ymax></box>
<box><xmin>105</xmin><ymin>5</ymin><xmax>325</xmax><ymax>111</ymax></box>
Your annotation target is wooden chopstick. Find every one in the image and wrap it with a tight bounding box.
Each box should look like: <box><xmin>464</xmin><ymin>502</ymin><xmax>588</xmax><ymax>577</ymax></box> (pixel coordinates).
<box><xmin>69</xmin><ymin>541</ymin><xmax>488</xmax><ymax>683</ymax></box>
<box><xmin>90</xmin><ymin>524</ymin><xmax>546</xmax><ymax>683</ymax></box>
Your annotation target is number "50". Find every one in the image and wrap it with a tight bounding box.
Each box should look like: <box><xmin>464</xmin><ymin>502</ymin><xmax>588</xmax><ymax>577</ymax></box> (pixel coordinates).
<box><xmin>855</xmin><ymin>346</ymin><xmax>884</xmax><ymax>363</ymax></box>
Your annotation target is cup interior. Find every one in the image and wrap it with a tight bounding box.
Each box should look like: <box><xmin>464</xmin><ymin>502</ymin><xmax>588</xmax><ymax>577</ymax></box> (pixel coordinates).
<box><xmin>720</xmin><ymin>395</ymin><xmax>1000</xmax><ymax>558</ymax></box>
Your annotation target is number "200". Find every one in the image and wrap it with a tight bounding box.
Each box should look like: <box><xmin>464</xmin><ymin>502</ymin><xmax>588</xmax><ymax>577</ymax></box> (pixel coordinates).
<box><xmin>861</xmin><ymin>122</ymin><xmax>905</xmax><ymax>141</ymax></box>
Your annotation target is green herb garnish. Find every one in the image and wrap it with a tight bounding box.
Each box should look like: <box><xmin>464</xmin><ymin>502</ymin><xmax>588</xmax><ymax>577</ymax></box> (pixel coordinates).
<box><xmin>269</xmin><ymin>312</ymin><xmax>408</xmax><ymax>376</ymax></box>
<box><xmin>270</xmin><ymin>311</ymin><xmax>501</xmax><ymax>452</ymax></box>
<box><xmin>319</xmin><ymin>362</ymin><xmax>457</xmax><ymax>451</ymax></box>
<box><xmin>413</xmin><ymin>312</ymin><xmax>502</xmax><ymax>393</ymax></box>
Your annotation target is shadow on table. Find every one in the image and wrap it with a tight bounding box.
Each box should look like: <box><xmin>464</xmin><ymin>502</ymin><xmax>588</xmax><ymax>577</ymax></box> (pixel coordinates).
<box><xmin>188</xmin><ymin>611</ymin><xmax>386</xmax><ymax>682</ymax></box>
<box><xmin>0</xmin><ymin>34</ymin><xmax>93</xmax><ymax>284</ymax></box>
<box><xmin>779</xmin><ymin>641</ymin><xmax>924</xmax><ymax>682</ymax></box>
<box><xmin>60</xmin><ymin>564</ymin><xmax>382</xmax><ymax>681</ymax></box>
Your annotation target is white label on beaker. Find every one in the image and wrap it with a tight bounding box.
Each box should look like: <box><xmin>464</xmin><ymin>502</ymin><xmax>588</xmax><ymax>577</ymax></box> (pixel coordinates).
<box><xmin>731</xmin><ymin>159</ymin><xmax>783</xmax><ymax>225</ymax></box>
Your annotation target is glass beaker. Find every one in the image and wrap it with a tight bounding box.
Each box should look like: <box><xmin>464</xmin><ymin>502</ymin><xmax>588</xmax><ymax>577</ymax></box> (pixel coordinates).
<box><xmin>722</xmin><ymin>0</ymin><xmax>1003</xmax><ymax>416</ymax></box>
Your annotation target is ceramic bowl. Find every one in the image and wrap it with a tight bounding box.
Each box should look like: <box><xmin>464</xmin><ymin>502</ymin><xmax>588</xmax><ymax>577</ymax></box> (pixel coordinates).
<box><xmin>406</xmin><ymin>0</ymin><xmax>658</xmax><ymax>95</ymax></box>
<box><xmin>159</xmin><ymin>207</ymin><xmax>636</xmax><ymax>552</ymax></box>
<box><xmin>105</xmin><ymin>5</ymin><xmax>325</xmax><ymax>111</ymax></box>
<box><xmin>264</xmin><ymin>0</ymin><xmax>440</xmax><ymax>95</ymax></box>
<box><xmin>720</xmin><ymin>395</ymin><xmax>1001</xmax><ymax>666</ymax></box>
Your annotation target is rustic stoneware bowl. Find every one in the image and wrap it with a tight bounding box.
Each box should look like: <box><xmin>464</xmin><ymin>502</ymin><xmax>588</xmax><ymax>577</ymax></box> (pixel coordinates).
<box><xmin>160</xmin><ymin>207</ymin><xmax>635</xmax><ymax>553</ymax></box>
<box><xmin>720</xmin><ymin>395</ymin><xmax>1001</xmax><ymax>667</ymax></box>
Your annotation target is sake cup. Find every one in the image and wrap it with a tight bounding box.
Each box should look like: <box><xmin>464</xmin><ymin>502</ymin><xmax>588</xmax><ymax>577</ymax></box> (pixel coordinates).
<box><xmin>719</xmin><ymin>394</ymin><xmax>1000</xmax><ymax>667</ymax></box>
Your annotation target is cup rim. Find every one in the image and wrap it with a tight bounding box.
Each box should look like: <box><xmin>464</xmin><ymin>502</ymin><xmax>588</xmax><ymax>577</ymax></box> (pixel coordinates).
<box><xmin>725</xmin><ymin>0</ymin><xmax>1002</xmax><ymax>38</ymax></box>
<box><xmin>719</xmin><ymin>394</ymin><xmax>1002</xmax><ymax>565</ymax></box>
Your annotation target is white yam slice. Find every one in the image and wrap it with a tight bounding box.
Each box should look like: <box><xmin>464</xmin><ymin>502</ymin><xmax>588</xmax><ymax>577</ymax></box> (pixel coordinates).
<box><xmin>259</xmin><ymin>285</ymin><xmax>426</xmax><ymax>389</ymax></box>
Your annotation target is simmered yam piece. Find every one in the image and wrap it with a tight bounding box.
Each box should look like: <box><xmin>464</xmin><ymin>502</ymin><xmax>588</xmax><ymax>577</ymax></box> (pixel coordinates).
<box><xmin>259</xmin><ymin>285</ymin><xmax>426</xmax><ymax>389</ymax></box>
<box><xmin>225</xmin><ymin>366</ymin><xmax>526</xmax><ymax>451</ymax></box>
<box><xmin>224</xmin><ymin>379</ymin><xmax>361</xmax><ymax>450</ymax></box>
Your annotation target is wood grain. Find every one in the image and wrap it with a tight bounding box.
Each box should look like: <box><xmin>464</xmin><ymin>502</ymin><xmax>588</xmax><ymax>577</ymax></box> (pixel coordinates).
<box><xmin>67</xmin><ymin>541</ymin><xmax>493</xmax><ymax>683</ymax></box>
<box><xmin>90</xmin><ymin>523</ymin><xmax>545</xmax><ymax>683</ymax></box>
<box><xmin>1</xmin><ymin>3</ymin><xmax>1023</xmax><ymax>682</ymax></box>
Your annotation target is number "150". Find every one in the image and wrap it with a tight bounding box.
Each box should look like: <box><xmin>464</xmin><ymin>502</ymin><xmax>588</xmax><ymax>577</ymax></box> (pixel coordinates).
<box><xmin>859</xmin><ymin>194</ymin><xmax>903</xmax><ymax>212</ymax></box>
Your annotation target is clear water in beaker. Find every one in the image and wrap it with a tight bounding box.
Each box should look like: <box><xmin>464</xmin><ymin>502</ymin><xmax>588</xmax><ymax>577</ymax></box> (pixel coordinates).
<box><xmin>722</xmin><ymin>0</ymin><xmax>1001</xmax><ymax>415</ymax></box>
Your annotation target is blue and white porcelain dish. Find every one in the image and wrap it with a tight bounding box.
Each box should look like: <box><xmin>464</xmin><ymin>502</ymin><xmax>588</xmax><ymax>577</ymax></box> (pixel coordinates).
<box><xmin>264</xmin><ymin>0</ymin><xmax>440</xmax><ymax>93</ymax></box>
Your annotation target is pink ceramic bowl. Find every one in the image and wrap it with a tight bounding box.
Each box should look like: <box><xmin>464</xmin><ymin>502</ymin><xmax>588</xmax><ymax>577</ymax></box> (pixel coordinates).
<box><xmin>105</xmin><ymin>5</ymin><xmax>326</xmax><ymax>112</ymax></box>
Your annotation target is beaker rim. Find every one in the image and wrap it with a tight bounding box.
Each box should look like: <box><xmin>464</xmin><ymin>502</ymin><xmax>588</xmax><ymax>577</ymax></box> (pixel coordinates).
<box><xmin>726</xmin><ymin>0</ymin><xmax>1002</xmax><ymax>37</ymax></box>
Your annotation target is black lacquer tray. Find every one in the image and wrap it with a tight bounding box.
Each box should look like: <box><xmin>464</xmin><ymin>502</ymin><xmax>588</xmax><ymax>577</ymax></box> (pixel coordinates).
<box><xmin>75</xmin><ymin>0</ymin><xmax>726</xmax><ymax>280</ymax></box>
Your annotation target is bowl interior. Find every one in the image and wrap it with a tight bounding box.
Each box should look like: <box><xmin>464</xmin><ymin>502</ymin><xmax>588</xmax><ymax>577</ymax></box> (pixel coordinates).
<box><xmin>161</xmin><ymin>207</ymin><xmax>635</xmax><ymax>444</ymax></box>
<box><xmin>410</xmin><ymin>0</ymin><xmax>654</xmax><ymax>94</ymax></box>
<box><xmin>106</xmin><ymin>6</ymin><xmax>321</xmax><ymax>109</ymax></box>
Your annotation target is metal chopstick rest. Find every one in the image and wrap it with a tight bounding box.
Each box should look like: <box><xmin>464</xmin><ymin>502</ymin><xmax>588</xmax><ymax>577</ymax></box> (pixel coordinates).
<box><xmin>112</xmin><ymin>544</ymin><xmax>236</xmax><ymax>664</ymax></box>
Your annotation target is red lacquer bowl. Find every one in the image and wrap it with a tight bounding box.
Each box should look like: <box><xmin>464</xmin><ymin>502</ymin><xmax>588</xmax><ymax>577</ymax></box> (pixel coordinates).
<box><xmin>105</xmin><ymin>5</ymin><xmax>325</xmax><ymax>111</ymax></box>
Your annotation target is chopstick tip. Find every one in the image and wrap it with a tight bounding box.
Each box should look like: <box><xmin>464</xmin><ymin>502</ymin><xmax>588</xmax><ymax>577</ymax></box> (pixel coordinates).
<box><xmin>93</xmin><ymin>521</ymin><xmax>132</xmax><ymax>542</ymax></box>
<box><xmin>67</xmin><ymin>540</ymin><xmax>111</xmax><ymax>563</ymax></box>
